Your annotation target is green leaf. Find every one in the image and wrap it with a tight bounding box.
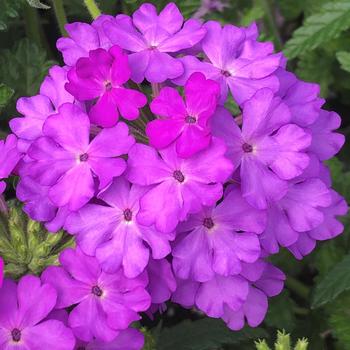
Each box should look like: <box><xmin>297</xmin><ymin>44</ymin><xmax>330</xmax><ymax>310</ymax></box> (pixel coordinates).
<box><xmin>0</xmin><ymin>0</ymin><xmax>23</xmax><ymax>31</ymax></box>
<box><xmin>336</xmin><ymin>51</ymin><xmax>350</xmax><ymax>73</ymax></box>
<box><xmin>0</xmin><ymin>39</ymin><xmax>56</xmax><ymax>97</ymax></box>
<box><xmin>0</xmin><ymin>84</ymin><xmax>14</xmax><ymax>109</ymax></box>
<box><xmin>284</xmin><ymin>1</ymin><xmax>350</xmax><ymax>59</ymax></box>
<box><xmin>26</xmin><ymin>0</ymin><xmax>50</xmax><ymax>9</ymax></box>
<box><xmin>326</xmin><ymin>158</ymin><xmax>350</xmax><ymax>202</ymax></box>
<box><xmin>157</xmin><ymin>318</ymin><xmax>267</xmax><ymax>350</ymax></box>
<box><xmin>312</xmin><ymin>254</ymin><xmax>350</xmax><ymax>309</ymax></box>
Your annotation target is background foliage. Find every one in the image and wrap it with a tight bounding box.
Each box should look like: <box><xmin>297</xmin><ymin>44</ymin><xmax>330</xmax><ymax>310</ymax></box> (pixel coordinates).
<box><xmin>1</xmin><ymin>0</ymin><xmax>350</xmax><ymax>349</ymax></box>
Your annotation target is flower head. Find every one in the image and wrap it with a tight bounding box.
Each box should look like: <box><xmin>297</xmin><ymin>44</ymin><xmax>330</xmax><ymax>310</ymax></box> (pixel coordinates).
<box><xmin>147</xmin><ymin>72</ymin><xmax>220</xmax><ymax>157</ymax></box>
<box><xmin>0</xmin><ymin>275</ymin><xmax>75</xmax><ymax>350</ymax></box>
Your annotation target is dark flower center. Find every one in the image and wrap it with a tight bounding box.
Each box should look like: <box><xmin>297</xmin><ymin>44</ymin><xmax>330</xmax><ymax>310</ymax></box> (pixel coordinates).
<box><xmin>185</xmin><ymin>116</ymin><xmax>197</xmax><ymax>124</ymax></box>
<box><xmin>203</xmin><ymin>217</ymin><xmax>215</xmax><ymax>229</ymax></box>
<box><xmin>92</xmin><ymin>285</ymin><xmax>103</xmax><ymax>297</ymax></box>
<box><xmin>124</xmin><ymin>208</ymin><xmax>133</xmax><ymax>222</ymax></box>
<box><xmin>11</xmin><ymin>328</ymin><xmax>21</xmax><ymax>342</ymax></box>
<box><xmin>79</xmin><ymin>153</ymin><xmax>89</xmax><ymax>162</ymax></box>
<box><xmin>77</xmin><ymin>347</ymin><xmax>86</xmax><ymax>350</ymax></box>
<box><xmin>242</xmin><ymin>143</ymin><xmax>253</xmax><ymax>153</ymax></box>
<box><xmin>221</xmin><ymin>70</ymin><xmax>231</xmax><ymax>77</ymax></box>
<box><xmin>173</xmin><ymin>170</ymin><xmax>185</xmax><ymax>183</ymax></box>
<box><xmin>105</xmin><ymin>81</ymin><xmax>113</xmax><ymax>90</ymax></box>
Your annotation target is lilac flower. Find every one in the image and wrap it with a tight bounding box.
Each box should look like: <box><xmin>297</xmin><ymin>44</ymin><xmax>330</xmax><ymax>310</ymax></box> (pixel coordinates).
<box><xmin>172</xmin><ymin>260</ymin><xmax>285</xmax><ymax>330</ymax></box>
<box><xmin>307</xmin><ymin>110</ymin><xmax>345</xmax><ymax>161</ymax></box>
<box><xmin>10</xmin><ymin>66</ymin><xmax>74</xmax><ymax>152</ymax></box>
<box><xmin>260</xmin><ymin>178</ymin><xmax>332</xmax><ymax>254</ymax></box>
<box><xmin>174</xmin><ymin>21</ymin><xmax>282</xmax><ymax>104</ymax></box>
<box><xmin>127</xmin><ymin>139</ymin><xmax>233</xmax><ymax>233</ymax></box>
<box><xmin>65</xmin><ymin>46</ymin><xmax>147</xmax><ymax>127</ymax></box>
<box><xmin>64</xmin><ymin>177</ymin><xmax>175</xmax><ymax>278</ymax></box>
<box><xmin>193</xmin><ymin>0</ymin><xmax>229</xmax><ymax>19</ymax></box>
<box><xmin>75</xmin><ymin>329</ymin><xmax>145</xmax><ymax>350</ymax></box>
<box><xmin>147</xmin><ymin>72</ymin><xmax>220</xmax><ymax>158</ymax></box>
<box><xmin>212</xmin><ymin>89</ymin><xmax>311</xmax><ymax>209</ymax></box>
<box><xmin>276</xmin><ymin>68</ymin><xmax>324</xmax><ymax>127</ymax></box>
<box><xmin>103</xmin><ymin>3</ymin><xmax>206</xmax><ymax>83</ymax></box>
<box><xmin>288</xmin><ymin>189</ymin><xmax>348</xmax><ymax>259</ymax></box>
<box><xmin>172</xmin><ymin>186</ymin><xmax>266</xmax><ymax>282</ymax></box>
<box><xmin>0</xmin><ymin>257</ymin><xmax>3</xmax><ymax>287</ymax></box>
<box><xmin>57</xmin><ymin>15</ymin><xmax>114</xmax><ymax>66</ymax></box>
<box><xmin>25</xmin><ymin>103</ymin><xmax>134</xmax><ymax>211</ymax></box>
<box><xmin>0</xmin><ymin>134</ymin><xmax>21</xmax><ymax>194</ymax></box>
<box><xmin>42</xmin><ymin>247</ymin><xmax>151</xmax><ymax>342</ymax></box>
<box><xmin>0</xmin><ymin>275</ymin><xmax>75</xmax><ymax>350</ymax></box>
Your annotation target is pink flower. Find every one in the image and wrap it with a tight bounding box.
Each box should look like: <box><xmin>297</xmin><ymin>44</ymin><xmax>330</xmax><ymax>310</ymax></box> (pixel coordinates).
<box><xmin>147</xmin><ymin>72</ymin><xmax>220</xmax><ymax>158</ymax></box>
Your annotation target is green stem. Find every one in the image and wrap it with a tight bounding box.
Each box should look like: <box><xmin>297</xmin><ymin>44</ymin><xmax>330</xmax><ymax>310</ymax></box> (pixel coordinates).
<box><xmin>286</xmin><ymin>277</ymin><xmax>310</xmax><ymax>300</ymax></box>
<box><xmin>84</xmin><ymin>0</ymin><xmax>101</xmax><ymax>19</ymax></box>
<box><xmin>24</xmin><ymin>3</ymin><xmax>43</xmax><ymax>47</ymax></box>
<box><xmin>52</xmin><ymin>0</ymin><xmax>68</xmax><ymax>36</ymax></box>
<box><xmin>260</xmin><ymin>0</ymin><xmax>283</xmax><ymax>50</ymax></box>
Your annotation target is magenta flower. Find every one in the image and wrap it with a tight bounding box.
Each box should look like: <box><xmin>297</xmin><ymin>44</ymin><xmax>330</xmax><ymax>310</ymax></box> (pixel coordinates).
<box><xmin>0</xmin><ymin>276</ymin><xmax>75</xmax><ymax>350</ymax></box>
<box><xmin>173</xmin><ymin>186</ymin><xmax>266</xmax><ymax>282</ymax></box>
<box><xmin>127</xmin><ymin>139</ymin><xmax>233</xmax><ymax>233</ymax></box>
<box><xmin>26</xmin><ymin>103</ymin><xmax>134</xmax><ymax>211</ymax></box>
<box><xmin>307</xmin><ymin>110</ymin><xmax>345</xmax><ymax>161</ymax></box>
<box><xmin>0</xmin><ymin>134</ymin><xmax>21</xmax><ymax>194</ymax></box>
<box><xmin>76</xmin><ymin>329</ymin><xmax>145</xmax><ymax>350</ymax></box>
<box><xmin>65</xmin><ymin>46</ymin><xmax>147</xmax><ymax>127</ymax></box>
<box><xmin>10</xmin><ymin>66</ymin><xmax>74</xmax><ymax>152</ymax></box>
<box><xmin>174</xmin><ymin>21</ymin><xmax>282</xmax><ymax>104</ymax></box>
<box><xmin>261</xmin><ymin>178</ymin><xmax>332</xmax><ymax>254</ymax></box>
<box><xmin>147</xmin><ymin>72</ymin><xmax>220</xmax><ymax>158</ymax></box>
<box><xmin>103</xmin><ymin>3</ymin><xmax>206</xmax><ymax>83</ymax></box>
<box><xmin>0</xmin><ymin>257</ymin><xmax>3</xmax><ymax>287</ymax></box>
<box><xmin>212</xmin><ymin>89</ymin><xmax>311</xmax><ymax>209</ymax></box>
<box><xmin>42</xmin><ymin>247</ymin><xmax>151</xmax><ymax>342</ymax></box>
<box><xmin>288</xmin><ymin>189</ymin><xmax>348</xmax><ymax>259</ymax></box>
<box><xmin>57</xmin><ymin>15</ymin><xmax>114</xmax><ymax>66</ymax></box>
<box><xmin>64</xmin><ymin>178</ymin><xmax>175</xmax><ymax>278</ymax></box>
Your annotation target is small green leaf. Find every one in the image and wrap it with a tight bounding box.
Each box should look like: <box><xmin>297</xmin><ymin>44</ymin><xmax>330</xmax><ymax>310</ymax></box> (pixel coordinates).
<box><xmin>26</xmin><ymin>0</ymin><xmax>50</xmax><ymax>9</ymax></box>
<box><xmin>336</xmin><ymin>51</ymin><xmax>350</xmax><ymax>73</ymax></box>
<box><xmin>284</xmin><ymin>1</ymin><xmax>350</xmax><ymax>59</ymax></box>
<box><xmin>0</xmin><ymin>0</ymin><xmax>22</xmax><ymax>31</ymax></box>
<box><xmin>312</xmin><ymin>254</ymin><xmax>350</xmax><ymax>308</ymax></box>
<box><xmin>0</xmin><ymin>84</ymin><xmax>14</xmax><ymax>109</ymax></box>
<box><xmin>157</xmin><ymin>318</ymin><xmax>267</xmax><ymax>350</ymax></box>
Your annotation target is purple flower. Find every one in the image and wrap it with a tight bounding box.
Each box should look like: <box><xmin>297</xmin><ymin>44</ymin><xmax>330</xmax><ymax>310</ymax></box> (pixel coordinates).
<box><xmin>42</xmin><ymin>247</ymin><xmax>151</xmax><ymax>342</ymax></box>
<box><xmin>193</xmin><ymin>0</ymin><xmax>229</xmax><ymax>19</ymax></box>
<box><xmin>126</xmin><ymin>139</ymin><xmax>233</xmax><ymax>233</ymax></box>
<box><xmin>212</xmin><ymin>89</ymin><xmax>311</xmax><ymax>209</ymax></box>
<box><xmin>103</xmin><ymin>3</ymin><xmax>206</xmax><ymax>83</ymax></box>
<box><xmin>57</xmin><ymin>15</ymin><xmax>114</xmax><ymax>66</ymax></box>
<box><xmin>147</xmin><ymin>72</ymin><xmax>220</xmax><ymax>158</ymax></box>
<box><xmin>288</xmin><ymin>189</ymin><xmax>348</xmax><ymax>259</ymax></box>
<box><xmin>0</xmin><ymin>134</ymin><xmax>21</xmax><ymax>194</ymax></box>
<box><xmin>64</xmin><ymin>177</ymin><xmax>175</xmax><ymax>278</ymax></box>
<box><xmin>172</xmin><ymin>186</ymin><xmax>266</xmax><ymax>282</ymax></box>
<box><xmin>10</xmin><ymin>66</ymin><xmax>74</xmax><ymax>152</ymax></box>
<box><xmin>260</xmin><ymin>178</ymin><xmax>332</xmax><ymax>254</ymax></box>
<box><xmin>25</xmin><ymin>103</ymin><xmax>134</xmax><ymax>211</ymax></box>
<box><xmin>172</xmin><ymin>260</ymin><xmax>284</xmax><ymax>330</ymax></box>
<box><xmin>174</xmin><ymin>21</ymin><xmax>282</xmax><ymax>104</ymax></box>
<box><xmin>0</xmin><ymin>275</ymin><xmax>75</xmax><ymax>350</ymax></box>
<box><xmin>307</xmin><ymin>110</ymin><xmax>345</xmax><ymax>161</ymax></box>
<box><xmin>65</xmin><ymin>46</ymin><xmax>147</xmax><ymax>127</ymax></box>
<box><xmin>276</xmin><ymin>68</ymin><xmax>324</xmax><ymax>127</ymax></box>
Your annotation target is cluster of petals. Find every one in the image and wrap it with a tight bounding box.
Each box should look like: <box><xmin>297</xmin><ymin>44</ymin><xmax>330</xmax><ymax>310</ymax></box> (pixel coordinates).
<box><xmin>0</xmin><ymin>2</ymin><xmax>347</xmax><ymax>348</ymax></box>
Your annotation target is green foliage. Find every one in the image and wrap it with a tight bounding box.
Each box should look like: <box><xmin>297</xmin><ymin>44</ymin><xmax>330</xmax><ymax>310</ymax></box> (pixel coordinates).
<box><xmin>157</xmin><ymin>318</ymin><xmax>267</xmax><ymax>350</ymax></box>
<box><xmin>0</xmin><ymin>84</ymin><xmax>14</xmax><ymax>110</ymax></box>
<box><xmin>284</xmin><ymin>1</ymin><xmax>350</xmax><ymax>59</ymax></box>
<box><xmin>26</xmin><ymin>0</ymin><xmax>50</xmax><ymax>9</ymax></box>
<box><xmin>0</xmin><ymin>201</ymin><xmax>74</xmax><ymax>279</ymax></box>
<box><xmin>337</xmin><ymin>51</ymin><xmax>350</xmax><ymax>73</ymax></box>
<box><xmin>255</xmin><ymin>331</ymin><xmax>308</xmax><ymax>350</ymax></box>
<box><xmin>0</xmin><ymin>0</ymin><xmax>23</xmax><ymax>31</ymax></box>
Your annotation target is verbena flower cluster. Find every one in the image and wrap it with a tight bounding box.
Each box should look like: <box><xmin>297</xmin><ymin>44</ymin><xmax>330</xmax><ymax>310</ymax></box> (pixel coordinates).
<box><xmin>0</xmin><ymin>2</ymin><xmax>347</xmax><ymax>349</ymax></box>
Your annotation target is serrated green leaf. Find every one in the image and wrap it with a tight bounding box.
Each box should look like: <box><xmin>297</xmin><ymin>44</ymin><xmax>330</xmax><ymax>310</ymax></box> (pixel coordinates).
<box><xmin>0</xmin><ymin>84</ymin><xmax>14</xmax><ymax>109</ymax></box>
<box><xmin>336</xmin><ymin>51</ymin><xmax>350</xmax><ymax>73</ymax></box>
<box><xmin>312</xmin><ymin>254</ymin><xmax>350</xmax><ymax>308</ymax></box>
<box><xmin>0</xmin><ymin>0</ymin><xmax>23</xmax><ymax>31</ymax></box>
<box><xmin>284</xmin><ymin>1</ymin><xmax>350</xmax><ymax>59</ymax></box>
<box><xmin>26</xmin><ymin>0</ymin><xmax>50</xmax><ymax>9</ymax></box>
<box><xmin>157</xmin><ymin>318</ymin><xmax>267</xmax><ymax>350</ymax></box>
